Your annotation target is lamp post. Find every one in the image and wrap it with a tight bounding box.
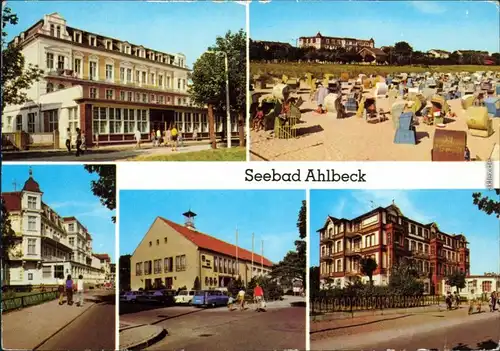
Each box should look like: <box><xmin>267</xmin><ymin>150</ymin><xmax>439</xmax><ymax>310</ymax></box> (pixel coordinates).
<box><xmin>207</xmin><ymin>50</ymin><xmax>231</xmax><ymax>148</ymax></box>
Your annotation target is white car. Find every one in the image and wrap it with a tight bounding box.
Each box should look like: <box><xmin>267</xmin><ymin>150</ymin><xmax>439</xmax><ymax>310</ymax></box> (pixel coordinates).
<box><xmin>175</xmin><ymin>290</ymin><xmax>196</xmax><ymax>304</ymax></box>
<box><xmin>120</xmin><ymin>291</ymin><xmax>142</xmax><ymax>303</ymax></box>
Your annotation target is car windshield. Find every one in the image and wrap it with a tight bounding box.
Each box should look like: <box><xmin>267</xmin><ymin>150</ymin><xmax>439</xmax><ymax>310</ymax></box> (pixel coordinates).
<box><xmin>178</xmin><ymin>291</ymin><xmax>187</xmax><ymax>296</ymax></box>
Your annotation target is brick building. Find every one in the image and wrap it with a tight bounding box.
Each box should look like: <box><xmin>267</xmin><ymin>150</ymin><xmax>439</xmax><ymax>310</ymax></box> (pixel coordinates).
<box><xmin>318</xmin><ymin>203</ymin><xmax>470</xmax><ymax>295</ymax></box>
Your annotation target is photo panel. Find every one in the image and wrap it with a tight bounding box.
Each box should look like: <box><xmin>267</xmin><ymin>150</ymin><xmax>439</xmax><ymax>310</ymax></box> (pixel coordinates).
<box><xmin>1</xmin><ymin>164</ymin><xmax>117</xmax><ymax>350</ymax></box>
<box><xmin>249</xmin><ymin>1</ymin><xmax>500</xmax><ymax>162</ymax></box>
<box><xmin>309</xmin><ymin>189</ymin><xmax>500</xmax><ymax>350</ymax></box>
<box><xmin>118</xmin><ymin>189</ymin><xmax>306</xmax><ymax>350</ymax></box>
<box><xmin>2</xmin><ymin>1</ymin><xmax>247</xmax><ymax>163</ymax></box>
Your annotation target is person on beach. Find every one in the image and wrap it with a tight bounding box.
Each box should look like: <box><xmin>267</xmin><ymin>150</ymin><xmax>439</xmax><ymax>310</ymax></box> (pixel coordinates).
<box><xmin>76</xmin><ymin>275</ymin><xmax>85</xmax><ymax>307</ymax></box>
<box><xmin>65</xmin><ymin>275</ymin><xmax>74</xmax><ymax>305</ymax></box>
<box><xmin>58</xmin><ymin>274</ymin><xmax>65</xmax><ymax>305</ymax></box>
<box><xmin>314</xmin><ymin>82</ymin><xmax>329</xmax><ymax>114</ymax></box>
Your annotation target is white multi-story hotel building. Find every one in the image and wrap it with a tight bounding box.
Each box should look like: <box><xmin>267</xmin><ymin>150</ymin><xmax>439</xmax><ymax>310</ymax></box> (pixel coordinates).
<box><xmin>2</xmin><ymin>13</ymin><xmax>237</xmax><ymax>148</ymax></box>
<box><xmin>1</xmin><ymin>170</ymin><xmax>111</xmax><ymax>287</ymax></box>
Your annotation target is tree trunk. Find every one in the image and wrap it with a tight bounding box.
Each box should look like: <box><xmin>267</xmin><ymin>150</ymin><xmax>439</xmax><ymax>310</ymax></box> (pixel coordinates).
<box><xmin>238</xmin><ymin>110</ymin><xmax>245</xmax><ymax>147</ymax></box>
<box><xmin>208</xmin><ymin>104</ymin><xmax>216</xmax><ymax>149</ymax></box>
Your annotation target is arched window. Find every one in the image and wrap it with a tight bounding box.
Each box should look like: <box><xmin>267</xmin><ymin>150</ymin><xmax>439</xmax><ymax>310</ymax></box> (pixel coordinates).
<box><xmin>58</xmin><ymin>84</ymin><xmax>65</xmax><ymax>90</ymax></box>
<box><xmin>56</xmin><ymin>26</ymin><xmax>61</xmax><ymax>38</ymax></box>
<box><xmin>46</xmin><ymin>83</ymin><xmax>54</xmax><ymax>93</ymax></box>
<box><xmin>50</xmin><ymin>24</ymin><xmax>55</xmax><ymax>36</ymax></box>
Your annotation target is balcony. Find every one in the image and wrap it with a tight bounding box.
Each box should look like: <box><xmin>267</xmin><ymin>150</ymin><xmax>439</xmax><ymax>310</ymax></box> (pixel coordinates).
<box><xmin>345</xmin><ymin>229</ymin><xmax>362</xmax><ymax>238</ymax></box>
<box><xmin>320</xmin><ymin>252</ymin><xmax>334</xmax><ymax>260</ymax></box>
<box><xmin>345</xmin><ymin>248</ymin><xmax>362</xmax><ymax>256</ymax></box>
<box><xmin>42</xmin><ymin>255</ymin><xmax>66</xmax><ymax>262</ymax></box>
<box><xmin>412</xmin><ymin>250</ymin><xmax>430</xmax><ymax>259</ymax></box>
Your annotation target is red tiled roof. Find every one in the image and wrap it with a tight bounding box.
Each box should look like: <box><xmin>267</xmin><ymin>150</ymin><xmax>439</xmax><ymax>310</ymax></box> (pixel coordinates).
<box><xmin>23</xmin><ymin>177</ymin><xmax>42</xmax><ymax>193</ymax></box>
<box><xmin>1</xmin><ymin>192</ymin><xmax>22</xmax><ymax>212</ymax></box>
<box><xmin>63</xmin><ymin>216</ymin><xmax>77</xmax><ymax>222</ymax></box>
<box><xmin>160</xmin><ymin>217</ymin><xmax>274</xmax><ymax>267</ymax></box>
<box><xmin>93</xmin><ymin>253</ymin><xmax>110</xmax><ymax>261</ymax></box>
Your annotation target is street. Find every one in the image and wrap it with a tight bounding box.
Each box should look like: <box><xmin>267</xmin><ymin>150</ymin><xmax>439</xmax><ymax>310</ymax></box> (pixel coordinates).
<box><xmin>120</xmin><ymin>300</ymin><xmax>306</xmax><ymax>350</ymax></box>
<box><xmin>36</xmin><ymin>302</ymin><xmax>116</xmax><ymax>350</ymax></box>
<box><xmin>311</xmin><ymin>310</ymin><xmax>500</xmax><ymax>351</ymax></box>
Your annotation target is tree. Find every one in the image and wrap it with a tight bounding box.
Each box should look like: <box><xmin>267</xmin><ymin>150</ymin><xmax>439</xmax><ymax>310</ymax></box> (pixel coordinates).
<box><xmin>394</xmin><ymin>41</ymin><xmax>413</xmax><ymax>65</ymax></box>
<box><xmin>388</xmin><ymin>261</ymin><xmax>424</xmax><ymax>295</ymax></box>
<box><xmin>446</xmin><ymin>271</ymin><xmax>466</xmax><ymax>293</ymax></box>
<box><xmin>472</xmin><ymin>189</ymin><xmax>500</xmax><ymax>218</ymax></box>
<box><xmin>360</xmin><ymin>257</ymin><xmax>378</xmax><ymax>286</ymax></box>
<box><xmin>190</xmin><ymin>30</ymin><xmax>246</xmax><ymax>148</ymax></box>
<box><xmin>84</xmin><ymin>165</ymin><xmax>116</xmax><ymax>223</ymax></box>
<box><xmin>247</xmin><ymin>275</ymin><xmax>283</xmax><ymax>301</ymax></box>
<box><xmin>1</xmin><ymin>198</ymin><xmax>20</xmax><ymax>286</ymax></box>
<box><xmin>2</xmin><ymin>7</ymin><xmax>44</xmax><ymax>114</ymax></box>
<box><xmin>119</xmin><ymin>254</ymin><xmax>131</xmax><ymax>291</ymax></box>
<box><xmin>193</xmin><ymin>276</ymin><xmax>201</xmax><ymax>291</ymax></box>
<box><xmin>227</xmin><ymin>276</ymin><xmax>245</xmax><ymax>298</ymax></box>
<box><xmin>309</xmin><ymin>266</ymin><xmax>320</xmax><ymax>296</ymax></box>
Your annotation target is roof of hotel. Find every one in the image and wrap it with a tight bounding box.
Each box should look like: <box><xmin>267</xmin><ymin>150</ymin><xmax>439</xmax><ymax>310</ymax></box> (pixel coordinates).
<box><xmin>93</xmin><ymin>253</ymin><xmax>111</xmax><ymax>262</ymax></box>
<box><xmin>159</xmin><ymin>217</ymin><xmax>274</xmax><ymax>267</ymax></box>
<box><xmin>1</xmin><ymin>192</ymin><xmax>22</xmax><ymax>212</ymax></box>
<box><xmin>23</xmin><ymin>176</ymin><xmax>42</xmax><ymax>193</ymax></box>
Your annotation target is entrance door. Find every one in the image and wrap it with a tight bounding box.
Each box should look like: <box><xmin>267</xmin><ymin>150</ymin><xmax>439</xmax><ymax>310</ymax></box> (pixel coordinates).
<box><xmin>165</xmin><ymin>277</ymin><xmax>173</xmax><ymax>289</ymax></box>
<box><xmin>145</xmin><ymin>279</ymin><xmax>152</xmax><ymax>290</ymax></box>
<box><xmin>150</xmin><ymin>109</ymin><xmax>175</xmax><ymax>131</ymax></box>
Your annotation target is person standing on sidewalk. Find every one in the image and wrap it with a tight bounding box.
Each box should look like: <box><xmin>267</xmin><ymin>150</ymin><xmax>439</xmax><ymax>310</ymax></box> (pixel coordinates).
<box><xmin>65</xmin><ymin>128</ymin><xmax>72</xmax><ymax>153</ymax></box>
<box><xmin>75</xmin><ymin>128</ymin><xmax>82</xmax><ymax>157</ymax></box>
<box><xmin>65</xmin><ymin>275</ymin><xmax>74</xmax><ymax>305</ymax></box>
<box><xmin>238</xmin><ymin>288</ymin><xmax>246</xmax><ymax>311</ymax></box>
<box><xmin>253</xmin><ymin>283</ymin><xmax>265</xmax><ymax>312</ymax></box>
<box><xmin>171</xmin><ymin>125</ymin><xmax>178</xmax><ymax>151</ymax></box>
<box><xmin>135</xmin><ymin>129</ymin><xmax>142</xmax><ymax>149</ymax></box>
<box><xmin>76</xmin><ymin>275</ymin><xmax>85</xmax><ymax>307</ymax></box>
<box><xmin>58</xmin><ymin>274</ymin><xmax>65</xmax><ymax>305</ymax></box>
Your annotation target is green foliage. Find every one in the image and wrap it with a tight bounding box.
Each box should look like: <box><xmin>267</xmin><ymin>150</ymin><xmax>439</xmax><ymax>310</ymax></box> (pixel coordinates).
<box><xmin>1</xmin><ymin>198</ymin><xmax>20</xmax><ymax>268</ymax></box>
<box><xmin>119</xmin><ymin>255</ymin><xmax>131</xmax><ymax>291</ymax></box>
<box><xmin>309</xmin><ymin>266</ymin><xmax>320</xmax><ymax>295</ymax></box>
<box><xmin>446</xmin><ymin>271</ymin><xmax>467</xmax><ymax>292</ymax></box>
<box><xmin>247</xmin><ymin>275</ymin><xmax>283</xmax><ymax>301</ymax></box>
<box><xmin>472</xmin><ymin>189</ymin><xmax>500</xmax><ymax>218</ymax></box>
<box><xmin>227</xmin><ymin>276</ymin><xmax>245</xmax><ymax>298</ymax></box>
<box><xmin>2</xmin><ymin>7</ymin><xmax>44</xmax><ymax>114</ymax></box>
<box><xmin>360</xmin><ymin>257</ymin><xmax>378</xmax><ymax>285</ymax></box>
<box><xmin>388</xmin><ymin>261</ymin><xmax>424</xmax><ymax>295</ymax></box>
<box><xmin>132</xmin><ymin>147</ymin><xmax>246</xmax><ymax>161</ymax></box>
<box><xmin>84</xmin><ymin>165</ymin><xmax>116</xmax><ymax>223</ymax></box>
<box><xmin>193</xmin><ymin>276</ymin><xmax>201</xmax><ymax>291</ymax></box>
<box><xmin>297</xmin><ymin>200</ymin><xmax>306</xmax><ymax>240</ymax></box>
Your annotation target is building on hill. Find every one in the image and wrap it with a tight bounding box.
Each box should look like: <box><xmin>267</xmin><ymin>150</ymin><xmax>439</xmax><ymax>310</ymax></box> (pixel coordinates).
<box><xmin>1</xmin><ymin>170</ymin><xmax>111</xmax><ymax>287</ymax></box>
<box><xmin>298</xmin><ymin>32</ymin><xmax>374</xmax><ymax>51</ymax></box>
<box><xmin>317</xmin><ymin>203</ymin><xmax>470</xmax><ymax>295</ymax></box>
<box><xmin>2</xmin><ymin>12</ymin><xmax>237</xmax><ymax>149</ymax></box>
<box><xmin>130</xmin><ymin>210</ymin><xmax>273</xmax><ymax>291</ymax></box>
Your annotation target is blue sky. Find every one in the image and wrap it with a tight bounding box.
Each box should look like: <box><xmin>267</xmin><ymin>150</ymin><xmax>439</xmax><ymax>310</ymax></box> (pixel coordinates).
<box><xmin>251</xmin><ymin>1</ymin><xmax>499</xmax><ymax>53</ymax></box>
<box><xmin>2</xmin><ymin>165</ymin><xmax>116</xmax><ymax>262</ymax></box>
<box><xmin>5</xmin><ymin>1</ymin><xmax>245</xmax><ymax>68</ymax></box>
<box><xmin>310</xmin><ymin>190</ymin><xmax>500</xmax><ymax>275</ymax></box>
<box><xmin>119</xmin><ymin>190</ymin><xmax>305</xmax><ymax>263</ymax></box>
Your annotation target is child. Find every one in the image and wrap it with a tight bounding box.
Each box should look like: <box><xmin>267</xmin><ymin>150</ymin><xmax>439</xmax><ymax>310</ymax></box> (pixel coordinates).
<box><xmin>227</xmin><ymin>295</ymin><xmax>235</xmax><ymax>311</ymax></box>
<box><xmin>76</xmin><ymin>274</ymin><xmax>85</xmax><ymax>307</ymax></box>
<box><xmin>253</xmin><ymin>107</ymin><xmax>264</xmax><ymax>131</ymax></box>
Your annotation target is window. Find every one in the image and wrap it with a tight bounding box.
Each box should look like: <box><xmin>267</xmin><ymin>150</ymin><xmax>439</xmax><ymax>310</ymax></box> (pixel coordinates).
<box><xmin>149</xmin><ymin>241</ymin><xmax>152</xmax><ymax>246</ymax></box>
<box><xmin>50</xmin><ymin>24</ymin><xmax>55</xmax><ymax>36</ymax></box>
<box><xmin>89</xmin><ymin>61</ymin><xmax>97</xmax><ymax>80</ymax></box>
<box><xmin>123</xmin><ymin>109</ymin><xmax>135</xmax><ymax>134</ymax></box>
<box><xmin>159</xmin><ymin>75</ymin><xmax>163</xmax><ymax>87</ymax></box>
<box><xmin>28</xmin><ymin>238</ymin><xmax>36</xmax><ymax>254</ymax></box>
<box><xmin>142</xmin><ymin>93</ymin><xmax>147</xmax><ymax>103</ymax></box>
<box><xmin>166</xmin><ymin>76</ymin><xmax>171</xmax><ymax>88</ymax></box>
<box><xmin>108</xmin><ymin>108</ymin><xmax>122</xmax><ymax>134</ymax></box>
<box><xmin>144</xmin><ymin>260</ymin><xmax>152</xmax><ymax>275</ymax></box>
<box><xmin>74</xmin><ymin>58</ymin><xmax>81</xmax><ymax>76</ymax></box>
<box><xmin>150</xmin><ymin>73</ymin><xmax>155</xmax><ymax>85</ymax></box>
<box><xmin>74</xmin><ymin>32</ymin><xmax>81</xmax><ymax>43</ymax></box>
<box><xmin>105</xmin><ymin>89</ymin><xmax>114</xmax><ymax>100</ymax></box>
<box><xmin>43</xmin><ymin>266</ymin><xmax>51</xmax><ymax>278</ymax></box>
<box><xmin>127</xmin><ymin>92</ymin><xmax>133</xmax><ymax>102</ymax></box>
<box><xmin>214</xmin><ymin>257</ymin><xmax>218</xmax><ymax>272</ymax></box>
<box><xmin>27</xmin><ymin>196</ymin><xmax>37</xmax><ymax>209</ymax></box>
<box><xmin>141</xmin><ymin>71</ymin><xmax>146</xmax><ymax>84</ymax></box>
<box><xmin>175</xmin><ymin>255</ymin><xmax>186</xmax><ymax>271</ymax></box>
<box><xmin>46</xmin><ymin>83</ymin><xmax>54</xmax><ymax>93</ymax></box>
<box><xmin>56</xmin><ymin>26</ymin><xmax>61</xmax><ymax>38</ymax></box>
<box><xmin>159</xmin><ymin>96</ymin><xmax>164</xmax><ymax>104</ymax></box>
<box><xmin>135</xmin><ymin>71</ymin><xmax>140</xmax><ymax>83</ymax></box>
<box><xmin>120</xmin><ymin>91</ymin><xmax>125</xmax><ymax>101</ymax></box>
<box><xmin>164</xmin><ymin>257</ymin><xmax>173</xmax><ymax>272</ymax></box>
<box><xmin>156</xmin><ymin>239</ymin><xmax>159</xmax><ymax>245</ymax></box>
<box><xmin>135</xmin><ymin>262</ymin><xmax>143</xmax><ymax>276</ymax></box>
<box><xmin>139</xmin><ymin>109</ymin><xmax>148</xmax><ymax>132</ymax></box>
<box><xmin>106</xmin><ymin>41</ymin><xmax>112</xmax><ymax>50</ymax></box>
<box><xmin>46</xmin><ymin>110</ymin><xmax>58</xmax><ymax>133</ymax></box>
<box><xmin>92</xmin><ymin>107</ymin><xmax>107</xmax><ymax>134</ymax></box>
<box><xmin>15</xmin><ymin>115</ymin><xmax>23</xmax><ymax>131</ymax></box>
<box><xmin>154</xmin><ymin>259</ymin><xmax>161</xmax><ymax>274</ymax></box>
<box><xmin>90</xmin><ymin>36</ymin><xmax>96</xmax><ymax>46</ymax></box>
<box><xmin>46</xmin><ymin>53</ymin><xmax>54</xmax><ymax>69</ymax></box>
<box><xmin>57</xmin><ymin>55</ymin><xmax>65</xmax><ymax>70</ymax></box>
<box><xmin>28</xmin><ymin>113</ymin><xmax>36</xmax><ymax>133</ymax></box>
<box><xmin>69</xmin><ymin>237</ymin><xmax>75</xmax><ymax>246</ymax></box>
<box><xmin>106</xmin><ymin>64</ymin><xmax>113</xmax><ymax>80</ymax></box>
<box><xmin>90</xmin><ymin>87</ymin><xmax>98</xmax><ymax>99</ymax></box>
<box><xmin>177</xmin><ymin>79</ymin><xmax>181</xmax><ymax>89</ymax></box>
<box><xmin>150</xmin><ymin>94</ymin><xmax>155</xmax><ymax>103</ymax></box>
<box><xmin>164</xmin><ymin>237</ymin><xmax>167</xmax><ymax>243</ymax></box>
<box><xmin>120</xmin><ymin>67</ymin><xmax>125</xmax><ymax>82</ymax></box>
<box><xmin>135</xmin><ymin>92</ymin><xmax>140</xmax><ymax>102</ymax></box>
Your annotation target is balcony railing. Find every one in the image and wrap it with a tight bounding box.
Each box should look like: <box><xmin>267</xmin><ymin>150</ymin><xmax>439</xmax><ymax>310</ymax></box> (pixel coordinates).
<box><xmin>42</xmin><ymin>255</ymin><xmax>66</xmax><ymax>262</ymax></box>
<box><xmin>345</xmin><ymin>248</ymin><xmax>362</xmax><ymax>255</ymax></box>
<box><xmin>411</xmin><ymin>250</ymin><xmax>430</xmax><ymax>259</ymax></box>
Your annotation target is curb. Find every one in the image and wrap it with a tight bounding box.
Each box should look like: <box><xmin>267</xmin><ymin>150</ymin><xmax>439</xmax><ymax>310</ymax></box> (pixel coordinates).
<box><xmin>32</xmin><ymin>303</ymin><xmax>96</xmax><ymax>350</ymax></box>
<box><xmin>120</xmin><ymin>325</ymin><xmax>168</xmax><ymax>351</ymax></box>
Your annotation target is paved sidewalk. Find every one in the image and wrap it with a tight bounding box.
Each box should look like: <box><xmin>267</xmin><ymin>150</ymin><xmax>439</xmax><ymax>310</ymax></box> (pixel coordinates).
<box><xmin>119</xmin><ymin>322</ymin><xmax>167</xmax><ymax>350</ymax></box>
<box><xmin>2</xmin><ymin>299</ymin><xmax>96</xmax><ymax>349</ymax></box>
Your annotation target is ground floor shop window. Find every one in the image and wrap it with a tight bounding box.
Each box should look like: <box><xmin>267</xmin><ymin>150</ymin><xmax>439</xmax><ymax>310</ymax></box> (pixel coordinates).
<box><xmin>123</xmin><ymin>109</ymin><xmax>135</xmax><ymax>134</ymax></box>
<box><xmin>109</xmin><ymin>107</ymin><xmax>122</xmax><ymax>134</ymax></box>
<box><xmin>68</xmin><ymin>107</ymin><xmax>78</xmax><ymax>133</ymax></box>
<box><xmin>15</xmin><ymin>115</ymin><xmax>22</xmax><ymax>131</ymax></box>
<box><xmin>92</xmin><ymin>107</ymin><xmax>108</xmax><ymax>134</ymax></box>
<box><xmin>54</xmin><ymin>265</ymin><xmax>64</xmax><ymax>279</ymax></box>
<box><xmin>28</xmin><ymin>113</ymin><xmax>36</xmax><ymax>133</ymax></box>
<box><xmin>139</xmin><ymin>109</ymin><xmax>148</xmax><ymax>133</ymax></box>
<box><xmin>43</xmin><ymin>266</ymin><xmax>51</xmax><ymax>279</ymax></box>
<box><xmin>45</xmin><ymin>109</ymin><xmax>59</xmax><ymax>133</ymax></box>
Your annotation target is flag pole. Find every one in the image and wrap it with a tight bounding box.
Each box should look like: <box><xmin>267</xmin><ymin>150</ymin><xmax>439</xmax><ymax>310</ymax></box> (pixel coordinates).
<box><xmin>251</xmin><ymin>233</ymin><xmax>254</xmax><ymax>279</ymax></box>
<box><xmin>261</xmin><ymin>240</ymin><xmax>264</xmax><ymax>272</ymax></box>
<box><xmin>236</xmin><ymin>226</ymin><xmax>239</xmax><ymax>277</ymax></box>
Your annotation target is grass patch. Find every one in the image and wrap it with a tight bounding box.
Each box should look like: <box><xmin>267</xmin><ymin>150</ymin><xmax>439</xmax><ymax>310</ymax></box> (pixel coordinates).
<box><xmin>251</xmin><ymin>62</ymin><xmax>500</xmax><ymax>80</ymax></box>
<box><xmin>132</xmin><ymin>147</ymin><xmax>246</xmax><ymax>161</ymax></box>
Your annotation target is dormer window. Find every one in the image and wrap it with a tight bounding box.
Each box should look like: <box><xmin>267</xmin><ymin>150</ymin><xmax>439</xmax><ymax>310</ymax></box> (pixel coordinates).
<box><xmin>50</xmin><ymin>24</ymin><xmax>55</xmax><ymax>36</ymax></box>
<box><xmin>124</xmin><ymin>45</ymin><xmax>131</xmax><ymax>55</ymax></box>
<box><xmin>105</xmin><ymin>40</ymin><xmax>113</xmax><ymax>50</ymax></box>
<box><xmin>56</xmin><ymin>26</ymin><xmax>61</xmax><ymax>38</ymax></box>
<box><xmin>140</xmin><ymin>49</ymin><xmax>145</xmax><ymax>58</ymax></box>
<box><xmin>89</xmin><ymin>36</ymin><xmax>96</xmax><ymax>47</ymax></box>
<box><xmin>74</xmin><ymin>32</ymin><xmax>81</xmax><ymax>43</ymax></box>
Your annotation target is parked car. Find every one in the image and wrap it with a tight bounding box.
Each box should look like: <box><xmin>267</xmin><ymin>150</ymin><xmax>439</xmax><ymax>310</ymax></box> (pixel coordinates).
<box><xmin>120</xmin><ymin>291</ymin><xmax>143</xmax><ymax>303</ymax></box>
<box><xmin>137</xmin><ymin>289</ymin><xmax>176</xmax><ymax>305</ymax></box>
<box><xmin>174</xmin><ymin>290</ymin><xmax>196</xmax><ymax>305</ymax></box>
<box><xmin>192</xmin><ymin>290</ymin><xmax>229</xmax><ymax>308</ymax></box>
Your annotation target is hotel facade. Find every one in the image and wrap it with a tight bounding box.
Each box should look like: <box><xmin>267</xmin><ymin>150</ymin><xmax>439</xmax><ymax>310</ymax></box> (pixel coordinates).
<box><xmin>298</xmin><ymin>32</ymin><xmax>375</xmax><ymax>51</ymax></box>
<box><xmin>1</xmin><ymin>170</ymin><xmax>112</xmax><ymax>287</ymax></box>
<box><xmin>318</xmin><ymin>204</ymin><xmax>470</xmax><ymax>295</ymax></box>
<box><xmin>2</xmin><ymin>13</ymin><xmax>236</xmax><ymax>149</ymax></box>
<box><xmin>130</xmin><ymin>211</ymin><xmax>273</xmax><ymax>291</ymax></box>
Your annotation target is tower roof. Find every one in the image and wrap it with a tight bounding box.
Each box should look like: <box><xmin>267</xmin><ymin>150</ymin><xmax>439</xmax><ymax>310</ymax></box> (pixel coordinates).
<box><xmin>22</xmin><ymin>168</ymin><xmax>42</xmax><ymax>193</ymax></box>
<box><xmin>183</xmin><ymin>210</ymin><xmax>197</xmax><ymax>218</ymax></box>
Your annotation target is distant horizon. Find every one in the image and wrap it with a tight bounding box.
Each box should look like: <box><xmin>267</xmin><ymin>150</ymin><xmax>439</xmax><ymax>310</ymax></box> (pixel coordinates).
<box><xmin>250</xmin><ymin>1</ymin><xmax>499</xmax><ymax>54</ymax></box>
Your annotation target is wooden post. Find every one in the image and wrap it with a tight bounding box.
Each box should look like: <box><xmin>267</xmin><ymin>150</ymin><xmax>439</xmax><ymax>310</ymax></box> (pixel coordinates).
<box><xmin>208</xmin><ymin>104</ymin><xmax>216</xmax><ymax>149</ymax></box>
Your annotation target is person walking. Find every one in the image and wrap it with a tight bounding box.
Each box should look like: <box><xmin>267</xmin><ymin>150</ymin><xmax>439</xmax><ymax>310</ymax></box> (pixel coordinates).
<box><xmin>58</xmin><ymin>274</ymin><xmax>65</xmax><ymax>305</ymax></box>
<box><xmin>76</xmin><ymin>275</ymin><xmax>85</xmax><ymax>307</ymax></box>
<box><xmin>178</xmin><ymin>130</ymin><xmax>184</xmax><ymax>148</ymax></box>
<box><xmin>80</xmin><ymin>131</ymin><xmax>86</xmax><ymax>154</ymax></box>
<box><xmin>170</xmin><ymin>125</ymin><xmax>178</xmax><ymax>151</ymax></box>
<box><xmin>238</xmin><ymin>288</ymin><xmax>246</xmax><ymax>311</ymax></box>
<box><xmin>65</xmin><ymin>128</ymin><xmax>72</xmax><ymax>153</ymax></box>
<box><xmin>156</xmin><ymin>128</ymin><xmax>162</xmax><ymax>146</ymax></box>
<box><xmin>150</xmin><ymin>130</ymin><xmax>156</xmax><ymax>147</ymax></box>
<box><xmin>253</xmin><ymin>283</ymin><xmax>264</xmax><ymax>312</ymax></box>
<box><xmin>135</xmin><ymin>129</ymin><xmax>142</xmax><ymax>148</ymax></box>
<box><xmin>75</xmin><ymin>128</ymin><xmax>82</xmax><ymax>157</ymax></box>
<box><xmin>65</xmin><ymin>275</ymin><xmax>74</xmax><ymax>305</ymax></box>
<box><xmin>193</xmin><ymin>128</ymin><xmax>198</xmax><ymax>141</ymax></box>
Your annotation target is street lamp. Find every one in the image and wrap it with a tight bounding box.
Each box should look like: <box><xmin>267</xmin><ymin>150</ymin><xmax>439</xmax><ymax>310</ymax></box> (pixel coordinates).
<box><xmin>207</xmin><ymin>50</ymin><xmax>231</xmax><ymax>148</ymax></box>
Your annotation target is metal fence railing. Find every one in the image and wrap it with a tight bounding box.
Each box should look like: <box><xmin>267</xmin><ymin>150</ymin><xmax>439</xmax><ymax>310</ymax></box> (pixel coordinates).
<box><xmin>2</xmin><ymin>290</ymin><xmax>59</xmax><ymax>312</ymax></box>
<box><xmin>310</xmin><ymin>295</ymin><xmax>442</xmax><ymax>315</ymax></box>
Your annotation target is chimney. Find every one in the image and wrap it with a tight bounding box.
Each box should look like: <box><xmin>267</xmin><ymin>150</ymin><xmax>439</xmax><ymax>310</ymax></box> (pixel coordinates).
<box><xmin>182</xmin><ymin>210</ymin><xmax>197</xmax><ymax>230</ymax></box>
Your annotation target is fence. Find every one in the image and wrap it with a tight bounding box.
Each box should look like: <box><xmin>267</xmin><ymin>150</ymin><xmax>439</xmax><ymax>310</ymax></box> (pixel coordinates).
<box><xmin>2</xmin><ymin>289</ymin><xmax>59</xmax><ymax>312</ymax></box>
<box><xmin>311</xmin><ymin>295</ymin><xmax>441</xmax><ymax>315</ymax></box>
